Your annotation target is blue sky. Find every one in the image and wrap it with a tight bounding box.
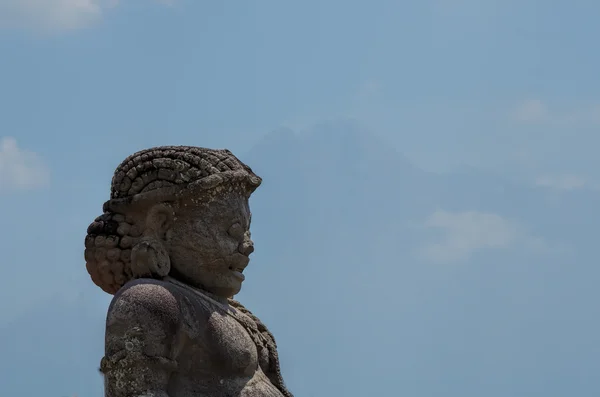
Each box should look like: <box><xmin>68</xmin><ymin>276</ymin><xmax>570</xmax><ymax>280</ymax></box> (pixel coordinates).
<box><xmin>1</xmin><ymin>1</ymin><xmax>600</xmax><ymax>396</ymax></box>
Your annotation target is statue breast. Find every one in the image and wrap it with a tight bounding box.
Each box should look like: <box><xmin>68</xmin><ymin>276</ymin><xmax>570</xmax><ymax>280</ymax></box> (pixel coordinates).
<box><xmin>205</xmin><ymin>310</ymin><xmax>259</xmax><ymax>375</ymax></box>
<box><xmin>174</xmin><ymin>288</ymin><xmax>259</xmax><ymax>379</ymax></box>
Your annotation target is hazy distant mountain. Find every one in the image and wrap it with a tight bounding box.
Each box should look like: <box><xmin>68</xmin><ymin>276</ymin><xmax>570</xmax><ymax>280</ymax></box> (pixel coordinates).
<box><xmin>3</xmin><ymin>120</ymin><xmax>599</xmax><ymax>397</ymax></box>
<box><xmin>244</xmin><ymin>120</ymin><xmax>600</xmax><ymax>395</ymax></box>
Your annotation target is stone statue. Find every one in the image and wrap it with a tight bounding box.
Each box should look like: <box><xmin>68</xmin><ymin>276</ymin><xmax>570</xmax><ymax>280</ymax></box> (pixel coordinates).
<box><xmin>84</xmin><ymin>146</ymin><xmax>293</xmax><ymax>397</ymax></box>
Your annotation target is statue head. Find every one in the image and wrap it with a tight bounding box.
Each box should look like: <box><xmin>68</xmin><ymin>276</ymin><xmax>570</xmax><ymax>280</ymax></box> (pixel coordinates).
<box><xmin>85</xmin><ymin>146</ymin><xmax>262</xmax><ymax>298</ymax></box>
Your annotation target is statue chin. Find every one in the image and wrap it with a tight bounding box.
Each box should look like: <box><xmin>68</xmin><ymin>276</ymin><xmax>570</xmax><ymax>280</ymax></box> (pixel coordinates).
<box><xmin>165</xmin><ymin>267</ymin><xmax>244</xmax><ymax>300</ymax></box>
<box><xmin>86</xmin><ymin>146</ymin><xmax>294</xmax><ymax>397</ymax></box>
<box><xmin>210</xmin><ymin>280</ymin><xmax>244</xmax><ymax>300</ymax></box>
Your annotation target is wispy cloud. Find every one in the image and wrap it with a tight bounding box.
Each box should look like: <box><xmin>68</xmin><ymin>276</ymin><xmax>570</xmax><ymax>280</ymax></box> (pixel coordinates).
<box><xmin>0</xmin><ymin>0</ymin><xmax>104</xmax><ymax>31</ymax></box>
<box><xmin>535</xmin><ymin>174</ymin><xmax>592</xmax><ymax>191</ymax></box>
<box><xmin>419</xmin><ymin>210</ymin><xmax>546</xmax><ymax>264</ymax></box>
<box><xmin>513</xmin><ymin>99</ymin><xmax>547</xmax><ymax>123</ymax></box>
<box><xmin>355</xmin><ymin>79</ymin><xmax>382</xmax><ymax>100</ymax></box>
<box><xmin>0</xmin><ymin>137</ymin><xmax>49</xmax><ymax>192</ymax></box>
<box><xmin>0</xmin><ymin>0</ymin><xmax>171</xmax><ymax>32</ymax></box>
<box><xmin>512</xmin><ymin>99</ymin><xmax>600</xmax><ymax>126</ymax></box>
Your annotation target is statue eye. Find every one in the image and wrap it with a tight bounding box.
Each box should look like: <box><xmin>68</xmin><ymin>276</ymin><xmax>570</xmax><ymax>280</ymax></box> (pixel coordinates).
<box><xmin>227</xmin><ymin>223</ymin><xmax>244</xmax><ymax>239</ymax></box>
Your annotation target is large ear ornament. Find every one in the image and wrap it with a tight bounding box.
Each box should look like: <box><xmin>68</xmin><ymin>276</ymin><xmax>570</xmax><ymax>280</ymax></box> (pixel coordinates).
<box><xmin>130</xmin><ymin>237</ymin><xmax>171</xmax><ymax>278</ymax></box>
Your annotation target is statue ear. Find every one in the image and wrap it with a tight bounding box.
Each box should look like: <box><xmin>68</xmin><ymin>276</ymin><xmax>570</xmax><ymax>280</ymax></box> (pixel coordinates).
<box><xmin>145</xmin><ymin>203</ymin><xmax>174</xmax><ymax>239</ymax></box>
<box><xmin>131</xmin><ymin>237</ymin><xmax>171</xmax><ymax>278</ymax></box>
<box><xmin>129</xmin><ymin>203</ymin><xmax>174</xmax><ymax>279</ymax></box>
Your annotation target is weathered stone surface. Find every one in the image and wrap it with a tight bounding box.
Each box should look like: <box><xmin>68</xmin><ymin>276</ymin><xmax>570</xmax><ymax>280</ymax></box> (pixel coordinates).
<box><xmin>85</xmin><ymin>146</ymin><xmax>293</xmax><ymax>397</ymax></box>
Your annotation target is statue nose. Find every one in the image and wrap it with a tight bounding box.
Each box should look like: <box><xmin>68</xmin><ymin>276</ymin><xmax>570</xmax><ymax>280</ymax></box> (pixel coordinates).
<box><xmin>239</xmin><ymin>236</ymin><xmax>254</xmax><ymax>256</ymax></box>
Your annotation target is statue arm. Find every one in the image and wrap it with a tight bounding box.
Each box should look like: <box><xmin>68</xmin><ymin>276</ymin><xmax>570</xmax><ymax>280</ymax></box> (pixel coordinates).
<box><xmin>101</xmin><ymin>281</ymin><xmax>181</xmax><ymax>397</ymax></box>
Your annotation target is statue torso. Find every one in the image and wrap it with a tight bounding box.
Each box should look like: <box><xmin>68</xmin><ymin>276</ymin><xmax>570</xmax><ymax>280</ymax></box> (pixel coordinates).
<box><xmin>102</xmin><ymin>279</ymin><xmax>287</xmax><ymax>397</ymax></box>
<box><xmin>167</xmin><ymin>281</ymin><xmax>285</xmax><ymax>397</ymax></box>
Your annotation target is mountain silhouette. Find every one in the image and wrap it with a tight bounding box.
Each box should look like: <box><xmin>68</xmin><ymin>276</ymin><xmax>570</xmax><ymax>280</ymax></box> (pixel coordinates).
<box><xmin>2</xmin><ymin>120</ymin><xmax>599</xmax><ymax>397</ymax></box>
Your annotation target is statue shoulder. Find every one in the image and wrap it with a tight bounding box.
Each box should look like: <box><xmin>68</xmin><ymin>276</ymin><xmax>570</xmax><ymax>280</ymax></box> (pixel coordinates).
<box><xmin>102</xmin><ymin>279</ymin><xmax>181</xmax><ymax>396</ymax></box>
<box><xmin>106</xmin><ymin>278</ymin><xmax>182</xmax><ymax>336</ymax></box>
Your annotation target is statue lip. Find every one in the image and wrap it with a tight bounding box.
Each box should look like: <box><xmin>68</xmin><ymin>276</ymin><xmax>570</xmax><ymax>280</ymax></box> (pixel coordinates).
<box><xmin>230</xmin><ymin>269</ymin><xmax>246</xmax><ymax>281</ymax></box>
<box><xmin>229</xmin><ymin>254</ymin><xmax>250</xmax><ymax>274</ymax></box>
<box><xmin>229</xmin><ymin>260</ymin><xmax>247</xmax><ymax>281</ymax></box>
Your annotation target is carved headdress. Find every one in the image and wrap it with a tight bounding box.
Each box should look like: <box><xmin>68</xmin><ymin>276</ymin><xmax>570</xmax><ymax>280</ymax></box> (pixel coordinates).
<box><xmin>85</xmin><ymin>146</ymin><xmax>262</xmax><ymax>295</ymax></box>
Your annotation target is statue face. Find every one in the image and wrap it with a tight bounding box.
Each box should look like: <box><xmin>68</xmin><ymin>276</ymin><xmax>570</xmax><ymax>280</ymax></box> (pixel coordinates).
<box><xmin>165</xmin><ymin>189</ymin><xmax>254</xmax><ymax>298</ymax></box>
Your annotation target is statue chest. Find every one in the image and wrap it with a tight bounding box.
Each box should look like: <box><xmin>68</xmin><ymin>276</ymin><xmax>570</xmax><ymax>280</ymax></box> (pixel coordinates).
<box><xmin>204</xmin><ymin>310</ymin><xmax>259</xmax><ymax>375</ymax></box>
<box><xmin>176</xmin><ymin>294</ymin><xmax>270</xmax><ymax>379</ymax></box>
